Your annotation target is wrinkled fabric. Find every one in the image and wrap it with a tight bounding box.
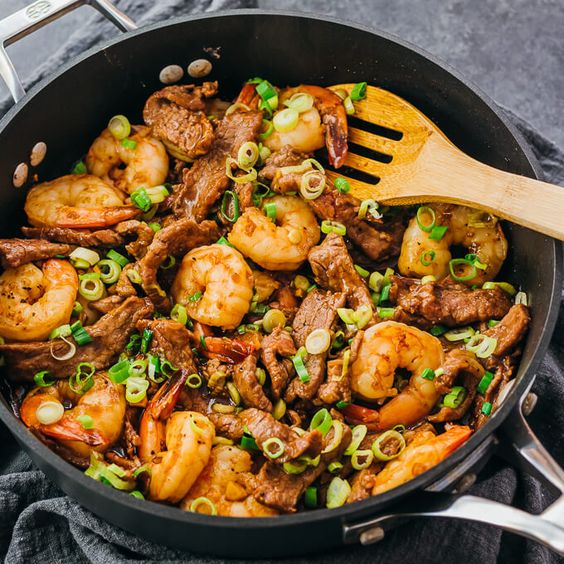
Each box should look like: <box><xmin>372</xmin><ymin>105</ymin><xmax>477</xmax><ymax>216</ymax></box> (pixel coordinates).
<box><xmin>0</xmin><ymin>1</ymin><xmax>563</xmax><ymax>563</ymax></box>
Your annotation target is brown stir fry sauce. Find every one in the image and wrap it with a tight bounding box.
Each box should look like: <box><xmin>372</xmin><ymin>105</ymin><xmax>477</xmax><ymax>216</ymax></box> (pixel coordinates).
<box><xmin>0</xmin><ymin>79</ymin><xmax>530</xmax><ymax>516</ymax></box>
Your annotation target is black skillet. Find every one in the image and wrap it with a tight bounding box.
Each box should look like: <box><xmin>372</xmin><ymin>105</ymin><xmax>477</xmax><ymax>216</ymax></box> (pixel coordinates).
<box><xmin>0</xmin><ymin>1</ymin><xmax>562</xmax><ymax>557</ymax></box>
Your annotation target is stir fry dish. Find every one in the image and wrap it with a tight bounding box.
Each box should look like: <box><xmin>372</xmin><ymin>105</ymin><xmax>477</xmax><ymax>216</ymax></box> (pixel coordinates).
<box><xmin>0</xmin><ymin>79</ymin><xmax>530</xmax><ymax>516</ymax></box>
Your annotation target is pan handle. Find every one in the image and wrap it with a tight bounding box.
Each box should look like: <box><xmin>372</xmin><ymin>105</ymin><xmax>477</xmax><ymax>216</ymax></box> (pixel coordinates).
<box><xmin>343</xmin><ymin>379</ymin><xmax>564</xmax><ymax>555</ymax></box>
<box><xmin>0</xmin><ymin>0</ymin><xmax>137</xmax><ymax>103</ymax></box>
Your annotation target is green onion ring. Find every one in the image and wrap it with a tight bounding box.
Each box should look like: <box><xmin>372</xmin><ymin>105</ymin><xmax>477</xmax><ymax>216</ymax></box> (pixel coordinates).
<box><xmin>416</xmin><ymin>206</ymin><xmax>436</xmax><ymax>232</ymax></box>
<box><xmin>372</xmin><ymin>430</ymin><xmax>406</xmax><ymax>461</ymax></box>
<box><xmin>262</xmin><ymin>437</ymin><xmax>286</xmax><ymax>459</ymax></box>
<box><xmin>309</xmin><ymin>408</ymin><xmax>333</xmax><ymax>436</ymax></box>
<box><xmin>189</xmin><ymin>496</ymin><xmax>218</xmax><ymax>516</ymax></box>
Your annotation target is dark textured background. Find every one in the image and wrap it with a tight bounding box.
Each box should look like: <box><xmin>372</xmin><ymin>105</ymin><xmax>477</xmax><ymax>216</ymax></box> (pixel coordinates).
<box><xmin>2</xmin><ymin>0</ymin><xmax>564</xmax><ymax>148</ymax></box>
<box><xmin>0</xmin><ymin>1</ymin><xmax>563</xmax><ymax>563</ymax></box>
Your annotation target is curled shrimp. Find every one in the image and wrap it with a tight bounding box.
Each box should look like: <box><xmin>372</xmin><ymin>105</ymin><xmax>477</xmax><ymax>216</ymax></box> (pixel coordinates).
<box><xmin>20</xmin><ymin>374</ymin><xmax>126</xmax><ymax>458</ymax></box>
<box><xmin>139</xmin><ymin>373</ymin><xmax>215</xmax><ymax>503</ymax></box>
<box><xmin>24</xmin><ymin>174</ymin><xmax>140</xmax><ymax>228</ymax></box>
<box><xmin>182</xmin><ymin>445</ymin><xmax>278</xmax><ymax>517</ymax></box>
<box><xmin>0</xmin><ymin>259</ymin><xmax>78</xmax><ymax>341</ymax></box>
<box><xmin>372</xmin><ymin>425</ymin><xmax>472</xmax><ymax>495</ymax></box>
<box><xmin>171</xmin><ymin>244</ymin><xmax>254</xmax><ymax>330</ymax></box>
<box><xmin>228</xmin><ymin>195</ymin><xmax>320</xmax><ymax>271</ymax></box>
<box><xmin>85</xmin><ymin>125</ymin><xmax>169</xmax><ymax>194</ymax></box>
<box><xmin>263</xmin><ymin>85</ymin><xmax>348</xmax><ymax>168</ymax></box>
<box><xmin>398</xmin><ymin>204</ymin><xmax>508</xmax><ymax>284</ymax></box>
<box><xmin>348</xmin><ymin>321</ymin><xmax>444</xmax><ymax>429</ymax></box>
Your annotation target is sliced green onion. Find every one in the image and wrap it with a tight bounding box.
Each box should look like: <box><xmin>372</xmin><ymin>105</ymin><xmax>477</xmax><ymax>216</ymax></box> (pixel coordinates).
<box><xmin>449</xmin><ymin>258</ymin><xmax>477</xmax><ymax>282</ymax></box>
<box><xmin>69</xmin><ymin>367</ymin><xmax>94</xmax><ymax>395</ymax></box>
<box><xmin>220</xmin><ymin>190</ymin><xmax>240</xmax><ymax>223</ymax></box>
<box><xmin>351</xmin><ymin>449</ymin><xmax>374</xmax><ymax>470</ymax></box>
<box><xmin>216</xmin><ymin>236</ymin><xmax>234</xmax><ymax>247</ymax></box>
<box><xmin>131</xmin><ymin>187</ymin><xmax>152</xmax><ymax>212</ymax></box>
<box><xmin>416</xmin><ymin>206</ymin><xmax>436</xmax><ymax>232</ymax></box>
<box><xmin>189</xmin><ymin>291</ymin><xmax>203</xmax><ymax>302</ymax></box>
<box><xmin>300</xmin><ymin>170</ymin><xmax>326</xmax><ymax>200</ymax></box>
<box><xmin>148</xmin><ymin>222</ymin><xmax>161</xmax><ymax>232</ymax></box>
<box><xmin>70</xmin><ymin>247</ymin><xmax>100</xmax><ymax>267</ymax></box>
<box><xmin>350</xmin><ymin>82</ymin><xmax>368</xmax><ymax>101</ymax></box>
<box><xmin>304</xmin><ymin>486</ymin><xmax>318</xmax><ymax>508</ymax></box>
<box><xmin>273</xmin><ymin>108</ymin><xmax>299</xmax><ymax>133</ymax></box>
<box><xmin>368</xmin><ymin>271</ymin><xmax>385</xmax><ymax>292</ymax></box>
<box><xmin>35</xmin><ymin>401</ymin><xmax>64</xmax><ymax>425</ymax></box>
<box><xmin>343</xmin><ymin>96</ymin><xmax>355</xmax><ymax>115</ymax></box>
<box><xmin>263</xmin><ymin>437</ymin><xmax>285</xmax><ymax>459</ymax></box>
<box><xmin>106</xmin><ymin>249</ymin><xmax>129</xmax><ymax>267</ymax></box>
<box><xmin>78</xmin><ymin>276</ymin><xmax>104</xmax><ymax>301</ymax></box>
<box><xmin>344</xmin><ymin>424</ymin><xmax>368</xmax><ymax>456</ymax></box>
<box><xmin>309</xmin><ymin>408</ymin><xmax>333</xmax><ymax>436</ymax></box>
<box><xmin>237</xmin><ymin>142</ymin><xmax>259</xmax><ymax>170</ymax></box>
<box><xmin>169</xmin><ymin>304</ymin><xmax>187</xmax><ymax>326</ymax></box>
<box><xmin>259</xmin><ymin>119</ymin><xmax>274</xmax><ymax>140</ymax></box>
<box><xmin>326</xmin><ymin>477</ymin><xmax>351</xmax><ymax>508</ymax></box>
<box><xmin>421</xmin><ymin>275</ymin><xmax>436</xmax><ymax>284</ymax></box>
<box><xmin>262</xmin><ymin>308</ymin><xmax>286</xmax><ymax>333</ymax></box>
<box><xmin>70</xmin><ymin>320</ymin><xmax>93</xmax><ymax>345</ymax></box>
<box><xmin>515</xmin><ymin>291</ymin><xmax>528</xmax><ymax>306</ymax></box>
<box><xmin>321</xmin><ymin>420</ymin><xmax>345</xmax><ymax>454</ymax></box>
<box><xmin>335</xmin><ymin>400</ymin><xmax>349</xmax><ymax>409</ymax></box>
<box><xmin>283</xmin><ymin>460</ymin><xmax>308</xmax><ymax>475</ymax></box>
<box><xmin>71</xmin><ymin>160</ymin><xmax>87</xmax><ymax>175</ymax></box>
<box><xmin>429</xmin><ymin>225</ymin><xmax>448</xmax><ymax>241</ymax></box>
<box><xmin>97</xmin><ymin>259</ymin><xmax>121</xmax><ymax>284</ymax></box>
<box><xmin>328</xmin><ymin>461</ymin><xmax>343</xmax><ymax>473</ymax></box>
<box><xmin>305</xmin><ymin>328</ymin><xmax>331</xmax><ymax>355</ymax></box>
<box><xmin>464</xmin><ymin>253</ymin><xmax>487</xmax><ymax>271</ymax></box>
<box><xmin>125</xmin><ymin>376</ymin><xmax>149</xmax><ymax>404</ymax></box>
<box><xmin>481</xmin><ymin>401</ymin><xmax>493</xmax><ymax>416</ymax></box>
<box><xmin>377</xmin><ymin>306</ymin><xmax>396</xmax><ymax>319</ymax></box>
<box><xmin>420</xmin><ymin>368</ymin><xmax>436</xmax><ymax>381</ymax></box>
<box><xmin>141</xmin><ymin>329</ymin><xmax>153</xmax><ymax>354</ymax></box>
<box><xmin>240</xmin><ymin>435</ymin><xmax>259</xmax><ymax>451</ymax></box>
<box><xmin>147</xmin><ymin>355</ymin><xmax>163</xmax><ymax>383</ymax></box>
<box><xmin>358</xmin><ymin>199</ymin><xmax>381</xmax><ymax>220</ymax></box>
<box><xmin>379</xmin><ymin>284</ymin><xmax>391</xmax><ymax>304</ymax></box>
<box><xmin>34</xmin><ymin>371</ymin><xmax>55</xmax><ymax>387</ymax></box>
<box><xmin>488</xmin><ymin>319</ymin><xmax>500</xmax><ymax>328</ymax></box>
<box><xmin>430</xmin><ymin>325</ymin><xmax>448</xmax><ymax>337</ymax></box>
<box><xmin>477</xmin><ymin>371</ymin><xmax>494</xmax><ymax>395</ymax></box>
<box><xmin>72</xmin><ymin>301</ymin><xmax>83</xmax><ymax>317</ymax></box>
<box><xmin>293</xmin><ymin>275</ymin><xmax>310</xmax><ymax>292</ymax></box>
<box><xmin>159</xmin><ymin>255</ymin><xmax>176</xmax><ymax>271</ymax></box>
<box><xmin>264</xmin><ymin>202</ymin><xmax>277</xmax><ymax>223</ymax></box>
<box><xmin>482</xmin><ymin>281</ymin><xmax>517</xmax><ymax>296</ymax></box>
<box><xmin>121</xmin><ymin>138</ymin><xmax>137</xmax><ymax>150</ymax></box>
<box><xmin>256</xmin><ymin>367</ymin><xmax>267</xmax><ymax>387</ymax></box>
<box><xmin>128</xmin><ymin>358</ymin><xmax>147</xmax><ymax>378</ymax></box>
<box><xmin>372</xmin><ymin>430</ymin><xmax>406</xmax><ymax>461</ymax></box>
<box><xmin>354</xmin><ymin>264</ymin><xmax>370</xmax><ymax>278</ymax></box>
<box><xmin>108</xmin><ymin>115</ymin><xmax>131</xmax><ymax>140</ymax></box>
<box><xmin>292</xmin><ymin>353</ymin><xmax>309</xmax><ymax>383</ymax></box>
<box><xmin>337</xmin><ymin>308</ymin><xmax>356</xmax><ymax>325</ymax></box>
<box><xmin>442</xmin><ymin>385</ymin><xmax>467</xmax><ymax>408</ymax></box>
<box><xmin>272</xmin><ymin>398</ymin><xmax>286</xmax><ymax>420</ymax></box>
<box><xmin>283</xmin><ymin>92</ymin><xmax>314</xmax><ymax>113</ymax></box>
<box><xmin>334</xmin><ymin>177</ymin><xmax>351</xmax><ymax>194</ymax></box>
<box><xmin>258</xmin><ymin>143</ymin><xmax>271</xmax><ymax>164</ymax></box>
<box><xmin>189</xmin><ymin>496</ymin><xmax>218</xmax><ymax>516</ymax></box>
<box><xmin>321</xmin><ymin>220</ymin><xmax>346</xmax><ymax>236</ymax></box>
<box><xmin>145</xmin><ymin>184</ymin><xmax>170</xmax><ymax>204</ymax></box>
<box><xmin>125</xmin><ymin>334</ymin><xmax>142</xmax><ymax>355</ymax></box>
<box><xmin>466</xmin><ymin>334</ymin><xmax>498</xmax><ymax>358</ymax></box>
<box><xmin>130</xmin><ymin>490</ymin><xmax>144</xmax><ymax>500</ymax></box>
<box><xmin>77</xmin><ymin>414</ymin><xmax>94</xmax><ymax>429</ymax></box>
<box><xmin>49</xmin><ymin>324</ymin><xmax>72</xmax><ymax>340</ymax></box>
<box><xmin>420</xmin><ymin>249</ymin><xmax>436</xmax><ymax>266</ymax></box>
<box><xmin>444</xmin><ymin>326</ymin><xmax>475</xmax><ymax>342</ymax></box>
<box><xmin>226</xmin><ymin>382</ymin><xmax>241</xmax><ymax>405</ymax></box>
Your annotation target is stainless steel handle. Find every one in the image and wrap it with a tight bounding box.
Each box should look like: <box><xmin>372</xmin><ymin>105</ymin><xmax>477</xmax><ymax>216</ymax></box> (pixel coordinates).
<box><xmin>0</xmin><ymin>0</ymin><xmax>137</xmax><ymax>103</ymax></box>
<box><xmin>343</xmin><ymin>379</ymin><xmax>564</xmax><ymax>555</ymax></box>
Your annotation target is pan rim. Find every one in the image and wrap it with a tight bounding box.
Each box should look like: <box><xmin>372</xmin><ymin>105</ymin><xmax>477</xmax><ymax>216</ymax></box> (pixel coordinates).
<box><xmin>0</xmin><ymin>8</ymin><xmax>561</xmax><ymax>534</ymax></box>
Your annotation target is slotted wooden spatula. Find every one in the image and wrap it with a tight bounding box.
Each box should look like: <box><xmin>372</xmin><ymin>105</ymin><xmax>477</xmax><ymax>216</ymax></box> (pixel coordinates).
<box><xmin>327</xmin><ymin>84</ymin><xmax>564</xmax><ymax>240</ymax></box>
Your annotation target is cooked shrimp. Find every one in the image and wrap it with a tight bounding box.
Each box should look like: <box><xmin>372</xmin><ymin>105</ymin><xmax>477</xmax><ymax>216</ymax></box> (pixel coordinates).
<box><xmin>85</xmin><ymin>125</ymin><xmax>168</xmax><ymax>194</ymax></box>
<box><xmin>171</xmin><ymin>244</ymin><xmax>254</xmax><ymax>330</ymax></box>
<box><xmin>20</xmin><ymin>374</ymin><xmax>126</xmax><ymax>457</ymax></box>
<box><xmin>0</xmin><ymin>259</ymin><xmax>78</xmax><ymax>341</ymax></box>
<box><xmin>24</xmin><ymin>174</ymin><xmax>139</xmax><ymax>228</ymax></box>
<box><xmin>372</xmin><ymin>425</ymin><xmax>472</xmax><ymax>495</ymax></box>
<box><xmin>138</xmin><ymin>372</ymin><xmax>215</xmax><ymax>503</ymax></box>
<box><xmin>263</xmin><ymin>85</ymin><xmax>348</xmax><ymax>168</ymax></box>
<box><xmin>182</xmin><ymin>445</ymin><xmax>278</xmax><ymax>517</ymax></box>
<box><xmin>348</xmin><ymin>321</ymin><xmax>443</xmax><ymax>429</ymax></box>
<box><xmin>398</xmin><ymin>204</ymin><xmax>508</xmax><ymax>284</ymax></box>
<box><xmin>228</xmin><ymin>195</ymin><xmax>320</xmax><ymax>271</ymax></box>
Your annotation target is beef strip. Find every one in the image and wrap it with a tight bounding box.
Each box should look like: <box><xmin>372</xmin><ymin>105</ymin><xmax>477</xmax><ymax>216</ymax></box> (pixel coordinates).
<box><xmin>253</xmin><ymin>424</ymin><xmax>351</xmax><ymax>512</ymax></box>
<box><xmin>0</xmin><ymin>296</ymin><xmax>153</xmax><ymax>381</ymax></box>
<box><xmin>172</xmin><ymin>110</ymin><xmax>263</xmax><ymax>221</ymax></box>
<box><xmin>22</xmin><ymin>226</ymin><xmax>124</xmax><ymax>247</ymax></box>
<box><xmin>260</xmin><ymin>327</ymin><xmax>296</xmax><ymax>399</ymax></box>
<box><xmin>317</xmin><ymin>330</ymin><xmax>363</xmax><ymax>405</ymax></box>
<box><xmin>89</xmin><ymin>295</ymin><xmax>124</xmax><ymax>314</ymax></box>
<box><xmin>285</xmin><ymin>289</ymin><xmax>346</xmax><ymax>402</ymax></box>
<box><xmin>240</xmin><ymin>408</ymin><xmax>322</xmax><ymax>463</ymax></box>
<box><xmin>428</xmin><ymin>349</ymin><xmax>485</xmax><ymax>423</ymax></box>
<box><xmin>258</xmin><ymin>145</ymin><xmax>312</xmax><ymax>194</ymax></box>
<box><xmin>136</xmin><ymin>218</ymin><xmax>220</xmax><ymax>311</ymax></box>
<box><xmin>389</xmin><ymin>275</ymin><xmax>513</xmax><ymax>328</ymax></box>
<box><xmin>136</xmin><ymin>318</ymin><xmax>198</xmax><ymax>373</ymax></box>
<box><xmin>115</xmin><ymin>220</ymin><xmax>155</xmax><ymax>260</ymax></box>
<box><xmin>308</xmin><ymin>233</ymin><xmax>372</xmax><ymax>310</ymax></box>
<box><xmin>143</xmin><ymin>83</ymin><xmax>217</xmax><ymax>160</ymax></box>
<box><xmin>0</xmin><ymin>238</ymin><xmax>74</xmax><ymax>268</ymax></box>
<box><xmin>483</xmin><ymin>304</ymin><xmax>530</xmax><ymax>358</ymax></box>
<box><xmin>233</xmin><ymin>354</ymin><xmax>272</xmax><ymax>411</ymax></box>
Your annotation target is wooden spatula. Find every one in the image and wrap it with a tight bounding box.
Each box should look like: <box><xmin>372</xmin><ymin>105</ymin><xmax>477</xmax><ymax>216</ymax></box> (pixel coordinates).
<box><xmin>326</xmin><ymin>84</ymin><xmax>564</xmax><ymax>240</ymax></box>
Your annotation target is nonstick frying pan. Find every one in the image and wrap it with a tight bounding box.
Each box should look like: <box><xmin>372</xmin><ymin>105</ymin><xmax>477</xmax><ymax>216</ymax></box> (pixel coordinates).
<box><xmin>0</xmin><ymin>1</ymin><xmax>563</xmax><ymax>557</ymax></box>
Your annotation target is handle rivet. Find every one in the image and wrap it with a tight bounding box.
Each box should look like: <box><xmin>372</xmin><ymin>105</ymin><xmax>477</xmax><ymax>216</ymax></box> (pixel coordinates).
<box><xmin>159</xmin><ymin>65</ymin><xmax>184</xmax><ymax>85</ymax></box>
<box><xmin>523</xmin><ymin>392</ymin><xmax>538</xmax><ymax>416</ymax></box>
<box><xmin>30</xmin><ymin>141</ymin><xmax>47</xmax><ymax>167</ymax></box>
<box><xmin>13</xmin><ymin>162</ymin><xmax>28</xmax><ymax>188</ymax></box>
<box><xmin>455</xmin><ymin>473</ymin><xmax>477</xmax><ymax>493</ymax></box>
<box><xmin>359</xmin><ymin>527</ymin><xmax>385</xmax><ymax>545</ymax></box>
<box><xmin>187</xmin><ymin>59</ymin><xmax>212</xmax><ymax>78</ymax></box>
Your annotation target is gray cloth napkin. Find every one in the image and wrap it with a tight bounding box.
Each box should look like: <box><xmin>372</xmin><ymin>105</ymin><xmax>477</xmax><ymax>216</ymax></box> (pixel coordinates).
<box><xmin>1</xmin><ymin>2</ymin><xmax>563</xmax><ymax>563</ymax></box>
